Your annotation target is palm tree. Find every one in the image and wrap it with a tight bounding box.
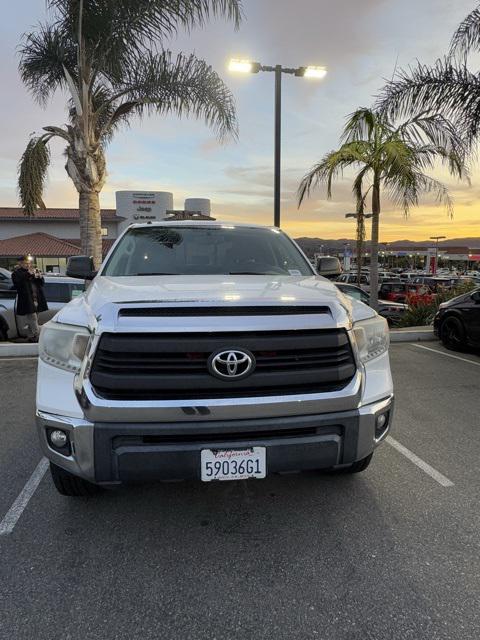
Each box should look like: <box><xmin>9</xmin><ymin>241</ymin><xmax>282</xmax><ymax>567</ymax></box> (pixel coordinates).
<box><xmin>377</xmin><ymin>5</ymin><xmax>480</xmax><ymax>150</ymax></box>
<box><xmin>298</xmin><ymin>108</ymin><xmax>467</xmax><ymax>307</ymax></box>
<box><xmin>18</xmin><ymin>0</ymin><xmax>242</xmax><ymax>267</ymax></box>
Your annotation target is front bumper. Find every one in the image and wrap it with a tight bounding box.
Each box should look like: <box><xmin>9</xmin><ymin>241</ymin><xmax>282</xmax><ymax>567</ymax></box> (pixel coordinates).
<box><xmin>36</xmin><ymin>395</ymin><xmax>393</xmax><ymax>485</ymax></box>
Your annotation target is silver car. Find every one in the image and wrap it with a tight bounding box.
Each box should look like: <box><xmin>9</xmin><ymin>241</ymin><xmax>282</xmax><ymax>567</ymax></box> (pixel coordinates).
<box><xmin>335</xmin><ymin>282</ymin><xmax>408</xmax><ymax>326</ymax></box>
<box><xmin>0</xmin><ymin>267</ymin><xmax>13</xmax><ymax>291</ymax></box>
<box><xmin>0</xmin><ymin>276</ymin><xmax>85</xmax><ymax>341</ymax></box>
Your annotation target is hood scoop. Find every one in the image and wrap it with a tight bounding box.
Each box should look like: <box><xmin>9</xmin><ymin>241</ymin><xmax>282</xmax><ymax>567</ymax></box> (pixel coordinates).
<box><xmin>118</xmin><ymin>305</ymin><xmax>331</xmax><ymax>318</ymax></box>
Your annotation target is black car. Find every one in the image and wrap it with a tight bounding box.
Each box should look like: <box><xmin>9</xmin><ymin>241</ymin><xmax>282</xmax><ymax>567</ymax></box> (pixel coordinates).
<box><xmin>434</xmin><ymin>287</ymin><xmax>480</xmax><ymax>350</ymax></box>
<box><xmin>412</xmin><ymin>276</ymin><xmax>459</xmax><ymax>292</ymax></box>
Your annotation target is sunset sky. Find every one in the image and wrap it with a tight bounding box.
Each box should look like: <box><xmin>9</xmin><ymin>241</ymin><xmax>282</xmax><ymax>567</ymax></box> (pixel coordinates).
<box><xmin>0</xmin><ymin>0</ymin><xmax>479</xmax><ymax>241</ymax></box>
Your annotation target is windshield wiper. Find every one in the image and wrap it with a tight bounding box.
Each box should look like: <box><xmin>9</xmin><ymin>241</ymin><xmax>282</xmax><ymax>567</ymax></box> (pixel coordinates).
<box><xmin>135</xmin><ymin>272</ymin><xmax>178</xmax><ymax>276</ymax></box>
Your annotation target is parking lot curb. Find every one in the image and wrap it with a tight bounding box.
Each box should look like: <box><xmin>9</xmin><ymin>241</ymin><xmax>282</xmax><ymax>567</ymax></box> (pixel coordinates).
<box><xmin>390</xmin><ymin>327</ymin><xmax>436</xmax><ymax>343</ymax></box>
<box><xmin>0</xmin><ymin>343</ymin><xmax>39</xmax><ymax>358</ymax></box>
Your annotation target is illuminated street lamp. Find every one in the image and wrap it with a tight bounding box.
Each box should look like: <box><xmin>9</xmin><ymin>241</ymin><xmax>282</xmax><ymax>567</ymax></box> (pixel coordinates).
<box><xmin>229</xmin><ymin>59</ymin><xmax>327</xmax><ymax>227</ymax></box>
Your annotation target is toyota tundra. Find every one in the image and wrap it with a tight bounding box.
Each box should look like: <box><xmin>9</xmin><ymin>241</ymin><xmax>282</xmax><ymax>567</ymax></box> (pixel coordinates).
<box><xmin>36</xmin><ymin>221</ymin><xmax>394</xmax><ymax>495</ymax></box>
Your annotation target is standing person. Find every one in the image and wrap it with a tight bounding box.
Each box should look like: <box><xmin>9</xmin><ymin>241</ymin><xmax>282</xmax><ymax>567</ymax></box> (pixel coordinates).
<box><xmin>11</xmin><ymin>256</ymin><xmax>48</xmax><ymax>342</ymax></box>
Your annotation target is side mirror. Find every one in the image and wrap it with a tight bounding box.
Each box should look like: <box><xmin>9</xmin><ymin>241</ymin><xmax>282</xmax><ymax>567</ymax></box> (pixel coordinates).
<box><xmin>66</xmin><ymin>256</ymin><xmax>97</xmax><ymax>280</ymax></box>
<box><xmin>315</xmin><ymin>257</ymin><xmax>342</xmax><ymax>280</ymax></box>
<box><xmin>471</xmin><ymin>290</ymin><xmax>480</xmax><ymax>303</ymax></box>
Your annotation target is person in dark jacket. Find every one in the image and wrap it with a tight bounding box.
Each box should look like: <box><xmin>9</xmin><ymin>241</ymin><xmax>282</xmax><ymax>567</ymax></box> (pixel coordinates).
<box><xmin>11</xmin><ymin>256</ymin><xmax>48</xmax><ymax>342</ymax></box>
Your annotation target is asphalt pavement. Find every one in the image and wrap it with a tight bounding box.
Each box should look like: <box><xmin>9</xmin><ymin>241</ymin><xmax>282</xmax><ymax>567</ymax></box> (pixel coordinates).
<box><xmin>0</xmin><ymin>343</ymin><xmax>479</xmax><ymax>640</ymax></box>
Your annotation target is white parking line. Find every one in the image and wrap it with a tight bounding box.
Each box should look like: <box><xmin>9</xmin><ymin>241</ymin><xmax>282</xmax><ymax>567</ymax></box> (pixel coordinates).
<box><xmin>412</xmin><ymin>344</ymin><xmax>480</xmax><ymax>367</ymax></box>
<box><xmin>386</xmin><ymin>436</ymin><xmax>454</xmax><ymax>487</ymax></box>
<box><xmin>0</xmin><ymin>457</ymin><xmax>49</xmax><ymax>536</ymax></box>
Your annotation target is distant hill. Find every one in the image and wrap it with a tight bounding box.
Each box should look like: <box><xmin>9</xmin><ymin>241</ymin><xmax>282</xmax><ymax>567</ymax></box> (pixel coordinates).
<box><xmin>295</xmin><ymin>236</ymin><xmax>480</xmax><ymax>257</ymax></box>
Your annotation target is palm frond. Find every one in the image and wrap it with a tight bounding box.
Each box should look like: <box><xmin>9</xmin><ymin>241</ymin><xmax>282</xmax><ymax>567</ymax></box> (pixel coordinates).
<box><xmin>18</xmin><ymin>136</ymin><xmax>51</xmax><ymax>215</ymax></box>
<box><xmin>416</xmin><ymin>173</ymin><xmax>454</xmax><ymax>218</ymax></box>
<box><xmin>342</xmin><ymin>108</ymin><xmax>379</xmax><ymax>143</ymax></box>
<box><xmin>46</xmin><ymin>0</ymin><xmax>242</xmax><ymax>84</ymax></box>
<box><xmin>352</xmin><ymin>166</ymin><xmax>371</xmax><ymax>204</ymax></box>
<box><xmin>384</xmin><ymin>161</ymin><xmax>453</xmax><ymax>218</ymax></box>
<box><xmin>47</xmin><ymin>0</ymin><xmax>243</xmax><ymax>32</ymax></box>
<box><xmin>99</xmin><ymin>51</ymin><xmax>238</xmax><ymax>140</ymax></box>
<box><xmin>396</xmin><ymin>112</ymin><xmax>467</xmax><ymax>159</ymax></box>
<box><xmin>18</xmin><ymin>23</ymin><xmax>76</xmax><ymax>104</ymax></box>
<box><xmin>450</xmin><ymin>5</ymin><xmax>480</xmax><ymax>60</ymax></box>
<box><xmin>376</xmin><ymin>60</ymin><xmax>480</xmax><ymax>140</ymax></box>
<box><xmin>297</xmin><ymin>142</ymin><xmax>371</xmax><ymax>206</ymax></box>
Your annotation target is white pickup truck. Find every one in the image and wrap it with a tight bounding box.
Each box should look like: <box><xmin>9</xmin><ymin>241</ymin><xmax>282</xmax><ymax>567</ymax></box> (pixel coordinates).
<box><xmin>36</xmin><ymin>221</ymin><xmax>394</xmax><ymax>496</ymax></box>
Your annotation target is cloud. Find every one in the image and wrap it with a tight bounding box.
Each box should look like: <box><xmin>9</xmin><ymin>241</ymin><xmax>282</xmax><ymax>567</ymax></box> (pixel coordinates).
<box><xmin>1</xmin><ymin>0</ymin><xmax>478</xmax><ymax>241</ymax></box>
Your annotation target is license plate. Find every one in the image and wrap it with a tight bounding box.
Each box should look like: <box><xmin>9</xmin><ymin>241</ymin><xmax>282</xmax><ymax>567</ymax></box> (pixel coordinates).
<box><xmin>201</xmin><ymin>447</ymin><xmax>266</xmax><ymax>482</ymax></box>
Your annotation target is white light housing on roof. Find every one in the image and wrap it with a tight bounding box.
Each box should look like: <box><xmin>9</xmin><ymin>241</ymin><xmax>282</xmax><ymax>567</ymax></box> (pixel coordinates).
<box><xmin>302</xmin><ymin>66</ymin><xmax>327</xmax><ymax>79</ymax></box>
<box><xmin>228</xmin><ymin>59</ymin><xmax>260</xmax><ymax>74</ymax></box>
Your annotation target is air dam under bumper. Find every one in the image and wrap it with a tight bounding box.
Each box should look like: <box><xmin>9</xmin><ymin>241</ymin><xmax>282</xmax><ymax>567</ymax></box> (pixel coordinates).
<box><xmin>37</xmin><ymin>396</ymin><xmax>393</xmax><ymax>485</ymax></box>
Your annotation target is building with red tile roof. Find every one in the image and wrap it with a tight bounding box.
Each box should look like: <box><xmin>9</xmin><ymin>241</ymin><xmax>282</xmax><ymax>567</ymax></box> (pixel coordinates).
<box><xmin>0</xmin><ymin>207</ymin><xmax>123</xmax><ymax>272</ymax></box>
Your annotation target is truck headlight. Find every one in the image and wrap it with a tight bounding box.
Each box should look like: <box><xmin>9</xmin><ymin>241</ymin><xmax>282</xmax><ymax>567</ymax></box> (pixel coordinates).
<box><xmin>353</xmin><ymin>315</ymin><xmax>389</xmax><ymax>363</ymax></box>
<box><xmin>39</xmin><ymin>322</ymin><xmax>91</xmax><ymax>373</ymax></box>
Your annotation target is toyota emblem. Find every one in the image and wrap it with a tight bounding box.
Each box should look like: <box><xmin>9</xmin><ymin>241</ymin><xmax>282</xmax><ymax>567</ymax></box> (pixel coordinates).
<box><xmin>208</xmin><ymin>349</ymin><xmax>256</xmax><ymax>381</ymax></box>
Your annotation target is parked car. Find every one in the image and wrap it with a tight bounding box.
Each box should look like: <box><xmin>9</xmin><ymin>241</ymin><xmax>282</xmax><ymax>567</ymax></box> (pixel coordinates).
<box><xmin>35</xmin><ymin>222</ymin><xmax>394</xmax><ymax>496</ymax></box>
<box><xmin>336</xmin><ymin>273</ymin><xmax>370</xmax><ymax>287</ymax></box>
<box><xmin>411</xmin><ymin>276</ymin><xmax>459</xmax><ymax>291</ymax></box>
<box><xmin>0</xmin><ymin>276</ymin><xmax>85</xmax><ymax>341</ymax></box>
<box><xmin>335</xmin><ymin>282</ymin><xmax>408</xmax><ymax>326</ymax></box>
<box><xmin>399</xmin><ymin>272</ymin><xmax>418</xmax><ymax>281</ymax></box>
<box><xmin>337</xmin><ymin>273</ymin><xmax>402</xmax><ymax>293</ymax></box>
<box><xmin>379</xmin><ymin>282</ymin><xmax>435</xmax><ymax>306</ymax></box>
<box><xmin>377</xmin><ymin>271</ymin><xmax>399</xmax><ymax>280</ymax></box>
<box><xmin>0</xmin><ymin>267</ymin><xmax>13</xmax><ymax>291</ymax></box>
<box><xmin>434</xmin><ymin>287</ymin><xmax>480</xmax><ymax>351</ymax></box>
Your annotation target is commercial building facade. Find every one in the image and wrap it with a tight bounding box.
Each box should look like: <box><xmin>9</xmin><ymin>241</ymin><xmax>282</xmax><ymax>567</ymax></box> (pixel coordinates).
<box><xmin>0</xmin><ymin>191</ymin><xmax>212</xmax><ymax>272</ymax></box>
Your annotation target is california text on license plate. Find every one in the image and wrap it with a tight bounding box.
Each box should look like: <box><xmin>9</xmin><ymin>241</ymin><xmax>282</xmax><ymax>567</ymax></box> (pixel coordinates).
<box><xmin>201</xmin><ymin>447</ymin><xmax>266</xmax><ymax>482</ymax></box>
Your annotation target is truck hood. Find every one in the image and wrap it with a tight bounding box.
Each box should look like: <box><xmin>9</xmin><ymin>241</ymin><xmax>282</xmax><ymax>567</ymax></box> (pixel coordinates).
<box><xmin>56</xmin><ymin>274</ymin><xmax>376</xmax><ymax>331</ymax></box>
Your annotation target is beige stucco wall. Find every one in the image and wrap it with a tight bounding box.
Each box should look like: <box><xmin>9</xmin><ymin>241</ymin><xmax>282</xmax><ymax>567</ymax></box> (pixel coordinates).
<box><xmin>0</xmin><ymin>219</ymin><xmax>119</xmax><ymax>240</ymax></box>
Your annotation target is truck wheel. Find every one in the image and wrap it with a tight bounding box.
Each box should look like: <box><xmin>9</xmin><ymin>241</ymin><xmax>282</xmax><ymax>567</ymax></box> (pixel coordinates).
<box><xmin>440</xmin><ymin>316</ymin><xmax>465</xmax><ymax>351</ymax></box>
<box><xmin>49</xmin><ymin>462</ymin><xmax>100</xmax><ymax>496</ymax></box>
<box><xmin>0</xmin><ymin>324</ymin><xmax>7</xmax><ymax>342</ymax></box>
<box><xmin>331</xmin><ymin>453</ymin><xmax>373</xmax><ymax>474</ymax></box>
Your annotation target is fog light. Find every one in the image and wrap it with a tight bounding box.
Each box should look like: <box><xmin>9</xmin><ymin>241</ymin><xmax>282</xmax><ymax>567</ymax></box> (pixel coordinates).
<box><xmin>376</xmin><ymin>414</ymin><xmax>387</xmax><ymax>430</ymax></box>
<box><xmin>50</xmin><ymin>429</ymin><xmax>68</xmax><ymax>448</ymax></box>
<box><xmin>375</xmin><ymin>412</ymin><xmax>390</xmax><ymax>440</ymax></box>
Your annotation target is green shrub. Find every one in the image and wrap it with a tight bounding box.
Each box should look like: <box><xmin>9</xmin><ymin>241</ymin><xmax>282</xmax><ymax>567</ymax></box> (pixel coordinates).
<box><xmin>398</xmin><ymin>281</ymin><xmax>477</xmax><ymax>328</ymax></box>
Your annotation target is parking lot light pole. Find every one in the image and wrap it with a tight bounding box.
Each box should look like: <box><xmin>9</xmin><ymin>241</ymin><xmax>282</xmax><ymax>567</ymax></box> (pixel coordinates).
<box><xmin>229</xmin><ymin>60</ymin><xmax>327</xmax><ymax>228</ymax></box>
<box><xmin>430</xmin><ymin>236</ymin><xmax>446</xmax><ymax>275</ymax></box>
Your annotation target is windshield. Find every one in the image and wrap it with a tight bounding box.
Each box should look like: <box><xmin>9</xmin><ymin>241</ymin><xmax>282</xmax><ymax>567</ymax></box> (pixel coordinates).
<box><xmin>102</xmin><ymin>226</ymin><xmax>313</xmax><ymax>277</ymax></box>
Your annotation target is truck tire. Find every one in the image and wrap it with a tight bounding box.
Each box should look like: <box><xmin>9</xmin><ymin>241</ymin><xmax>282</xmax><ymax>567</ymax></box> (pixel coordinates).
<box><xmin>0</xmin><ymin>323</ymin><xmax>7</xmax><ymax>342</ymax></box>
<box><xmin>49</xmin><ymin>462</ymin><xmax>100</xmax><ymax>496</ymax></box>
<box><xmin>331</xmin><ymin>452</ymin><xmax>373</xmax><ymax>474</ymax></box>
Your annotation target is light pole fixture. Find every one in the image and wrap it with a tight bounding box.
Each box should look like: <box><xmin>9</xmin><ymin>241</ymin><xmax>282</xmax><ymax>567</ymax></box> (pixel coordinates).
<box><xmin>430</xmin><ymin>235</ymin><xmax>446</xmax><ymax>275</ymax></box>
<box><xmin>229</xmin><ymin>59</ymin><xmax>327</xmax><ymax>227</ymax></box>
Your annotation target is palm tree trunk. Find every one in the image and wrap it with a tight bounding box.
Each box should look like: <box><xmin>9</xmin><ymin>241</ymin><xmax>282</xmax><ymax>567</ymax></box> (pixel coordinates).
<box><xmin>369</xmin><ymin>178</ymin><xmax>381</xmax><ymax>309</ymax></box>
<box><xmin>356</xmin><ymin>196</ymin><xmax>365</xmax><ymax>286</ymax></box>
<box><xmin>79</xmin><ymin>190</ymin><xmax>103</xmax><ymax>268</ymax></box>
<box><xmin>356</xmin><ymin>220</ymin><xmax>362</xmax><ymax>286</ymax></box>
